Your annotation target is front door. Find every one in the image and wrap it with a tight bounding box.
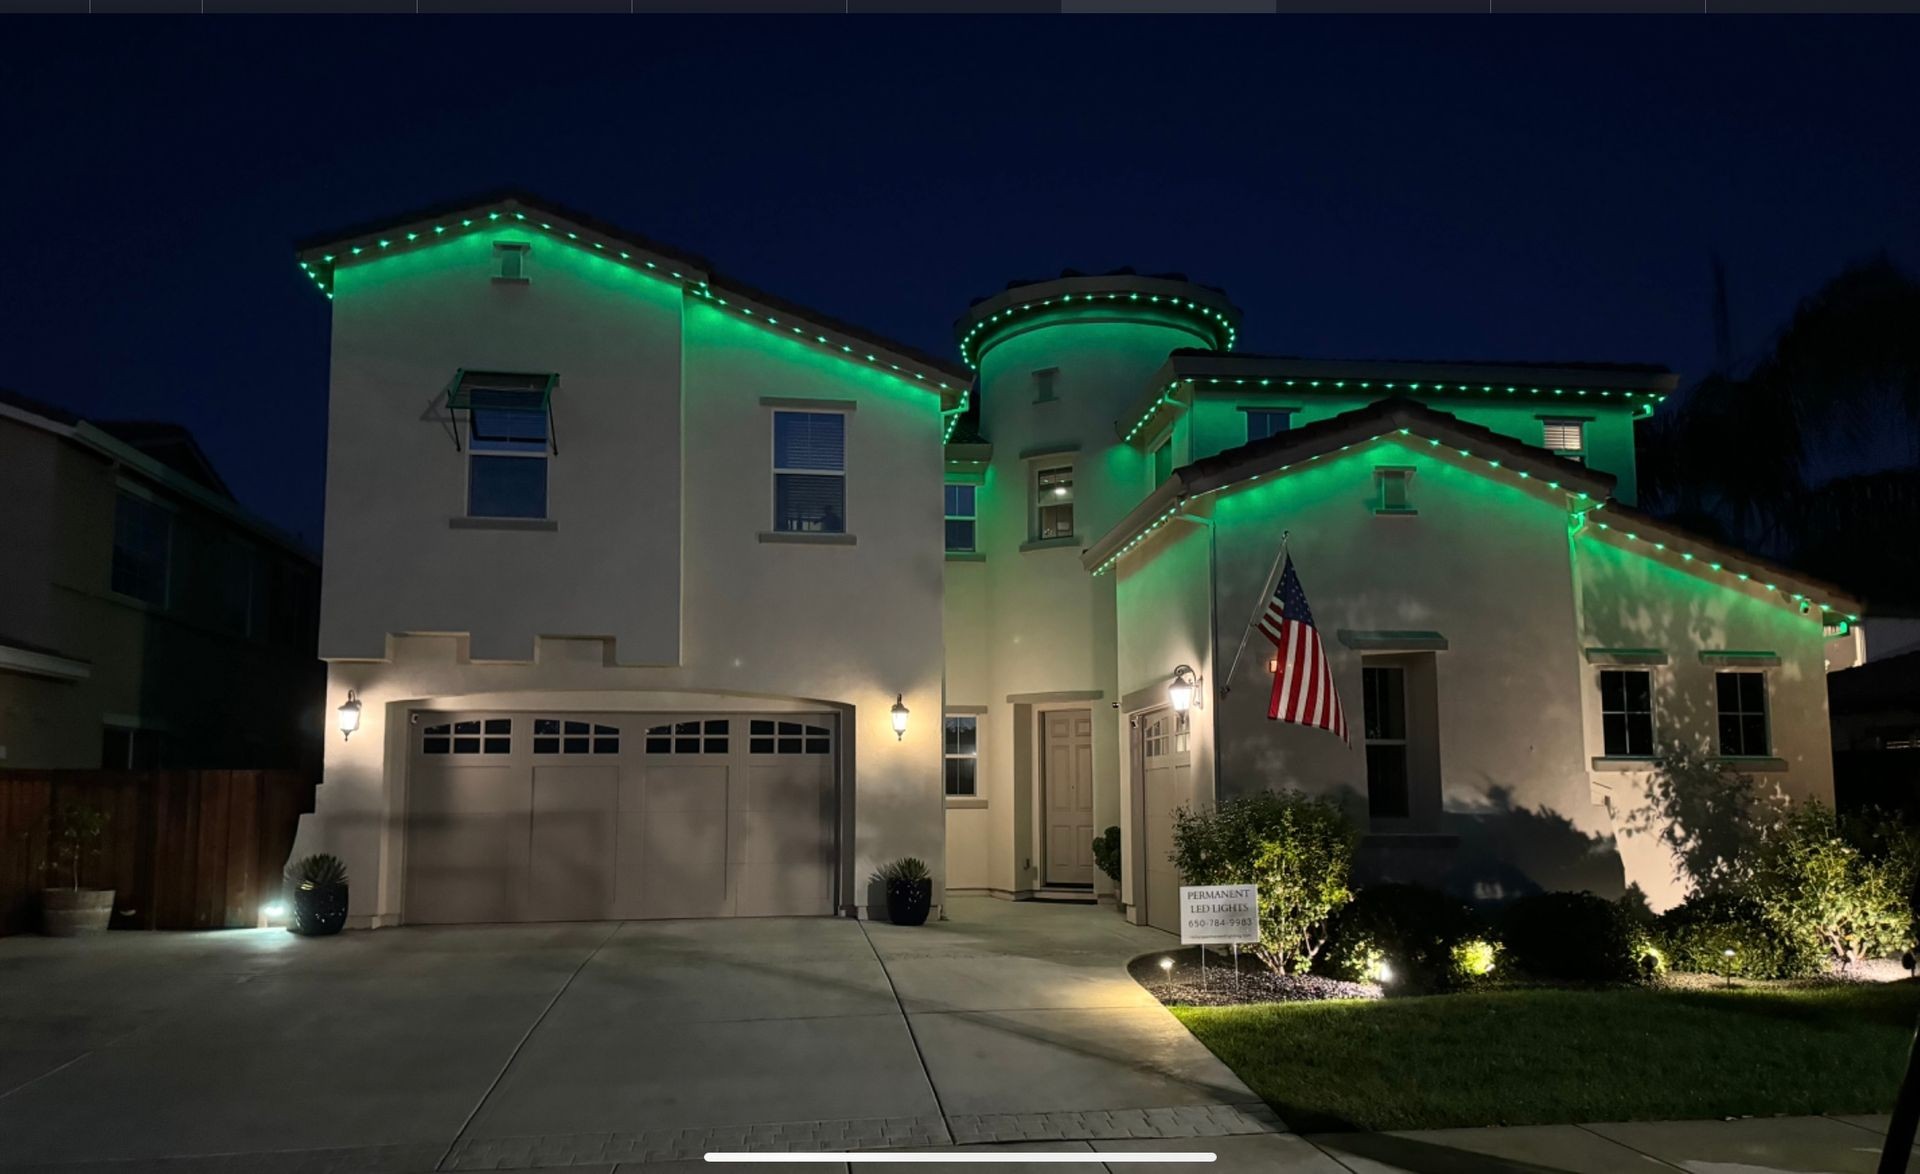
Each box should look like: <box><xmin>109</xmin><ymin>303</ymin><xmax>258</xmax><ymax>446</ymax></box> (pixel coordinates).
<box><xmin>1042</xmin><ymin>708</ymin><xmax>1095</xmax><ymax>887</ymax></box>
<box><xmin>1137</xmin><ymin>707</ymin><xmax>1194</xmax><ymax>934</ymax></box>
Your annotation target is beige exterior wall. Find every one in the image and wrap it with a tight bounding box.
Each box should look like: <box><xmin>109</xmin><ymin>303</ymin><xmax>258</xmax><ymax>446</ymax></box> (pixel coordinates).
<box><xmin>298</xmin><ymin>228</ymin><xmax>948</xmax><ymax>925</ymax></box>
<box><xmin>1110</xmin><ymin>430</ymin><xmax>1842</xmax><ymax>916</ymax></box>
<box><xmin>0</xmin><ymin>412</ymin><xmax>321</xmax><ymax>770</ymax></box>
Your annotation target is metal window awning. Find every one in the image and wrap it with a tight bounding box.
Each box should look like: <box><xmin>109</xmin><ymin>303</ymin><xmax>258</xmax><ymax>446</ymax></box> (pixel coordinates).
<box><xmin>445</xmin><ymin>370</ymin><xmax>559</xmax><ymax>454</ymax></box>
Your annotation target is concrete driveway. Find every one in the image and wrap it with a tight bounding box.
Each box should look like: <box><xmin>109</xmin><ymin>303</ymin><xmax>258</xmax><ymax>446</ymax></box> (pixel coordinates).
<box><xmin>0</xmin><ymin>897</ymin><xmax>1301</xmax><ymax>1173</ymax></box>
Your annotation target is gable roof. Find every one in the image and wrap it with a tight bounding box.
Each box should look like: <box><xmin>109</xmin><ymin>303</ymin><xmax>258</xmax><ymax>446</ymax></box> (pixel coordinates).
<box><xmin>1081</xmin><ymin>396</ymin><xmax>1861</xmax><ymax>620</ymax></box>
<box><xmin>294</xmin><ymin>190</ymin><xmax>970</xmax><ymax>410</ymax></box>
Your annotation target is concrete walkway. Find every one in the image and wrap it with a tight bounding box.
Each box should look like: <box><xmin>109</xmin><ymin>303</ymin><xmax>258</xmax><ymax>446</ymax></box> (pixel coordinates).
<box><xmin>0</xmin><ymin>898</ymin><xmax>1908</xmax><ymax>1173</ymax></box>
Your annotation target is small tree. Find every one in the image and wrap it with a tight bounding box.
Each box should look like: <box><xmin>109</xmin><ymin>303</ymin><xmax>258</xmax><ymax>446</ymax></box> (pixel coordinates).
<box><xmin>1747</xmin><ymin>800</ymin><xmax>1912</xmax><ymax>969</ymax></box>
<box><xmin>1169</xmin><ymin>791</ymin><xmax>1356</xmax><ymax>973</ymax></box>
<box><xmin>45</xmin><ymin>802</ymin><xmax>110</xmax><ymax>891</ymax></box>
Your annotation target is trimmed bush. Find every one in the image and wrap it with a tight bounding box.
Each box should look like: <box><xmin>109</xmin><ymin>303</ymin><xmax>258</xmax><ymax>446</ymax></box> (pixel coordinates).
<box><xmin>1656</xmin><ymin>892</ymin><xmax>1822</xmax><ymax>979</ymax></box>
<box><xmin>1500</xmin><ymin>891</ymin><xmax>1644</xmax><ymax>982</ymax></box>
<box><xmin>1169</xmin><ymin>791</ymin><xmax>1357</xmax><ymax>974</ymax></box>
<box><xmin>1318</xmin><ymin>884</ymin><xmax>1488</xmax><ymax>992</ymax></box>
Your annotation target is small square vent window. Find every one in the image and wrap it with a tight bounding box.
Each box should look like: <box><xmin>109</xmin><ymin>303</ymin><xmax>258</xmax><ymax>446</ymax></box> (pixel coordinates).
<box><xmin>1375</xmin><ymin>467</ymin><xmax>1415</xmax><ymax>514</ymax></box>
<box><xmin>494</xmin><ymin>242</ymin><xmax>530</xmax><ymax>282</ymax></box>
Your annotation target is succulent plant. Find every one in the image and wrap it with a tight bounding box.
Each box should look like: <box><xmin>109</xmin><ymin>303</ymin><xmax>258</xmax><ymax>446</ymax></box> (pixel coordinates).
<box><xmin>286</xmin><ymin>853</ymin><xmax>348</xmax><ymax>891</ymax></box>
<box><xmin>875</xmin><ymin>857</ymin><xmax>930</xmax><ymax>884</ymax></box>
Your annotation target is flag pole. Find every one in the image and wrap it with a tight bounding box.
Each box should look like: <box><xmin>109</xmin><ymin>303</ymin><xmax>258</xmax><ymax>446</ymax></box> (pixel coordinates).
<box><xmin>1220</xmin><ymin>530</ymin><xmax>1290</xmax><ymax>699</ymax></box>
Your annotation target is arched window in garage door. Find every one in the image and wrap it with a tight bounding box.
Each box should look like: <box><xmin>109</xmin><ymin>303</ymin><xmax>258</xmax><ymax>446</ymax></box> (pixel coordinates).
<box><xmin>643</xmin><ymin>719</ymin><xmax>729</xmax><ymax>755</ymax></box>
<box><xmin>532</xmin><ymin>720</ymin><xmax>620</xmax><ymax>756</ymax></box>
<box><xmin>748</xmin><ymin>720</ymin><xmax>831</xmax><ymax>755</ymax></box>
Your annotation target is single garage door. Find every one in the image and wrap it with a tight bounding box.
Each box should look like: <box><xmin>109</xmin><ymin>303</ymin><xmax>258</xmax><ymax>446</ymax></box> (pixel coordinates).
<box><xmin>405</xmin><ymin>711</ymin><xmax>837</xmax><ymax>924</ymax></box>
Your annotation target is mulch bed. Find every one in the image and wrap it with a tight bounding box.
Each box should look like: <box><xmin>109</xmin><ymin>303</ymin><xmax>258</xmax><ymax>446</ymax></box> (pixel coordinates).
<box><xmin>1128</xmin><ymin>946</ymin><xmax>1381</xmax><ymax>1006</ymax></box>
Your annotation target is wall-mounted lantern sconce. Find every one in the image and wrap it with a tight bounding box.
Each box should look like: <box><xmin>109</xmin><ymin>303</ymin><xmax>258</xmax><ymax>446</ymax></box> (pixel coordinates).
<box><xmin>890</xmin><ymin>694</ymin><xmax>910</xmax><ymax>741</ymax></box>
<box><xmin>1168</xmin><ymin>665</ymin><xmax>1199</xmax><ymax>713</ymax></box>
<box><xmin>337</xmin><ymin>690</ymin><xmax>363</xmax><ymax>741</ymax></box>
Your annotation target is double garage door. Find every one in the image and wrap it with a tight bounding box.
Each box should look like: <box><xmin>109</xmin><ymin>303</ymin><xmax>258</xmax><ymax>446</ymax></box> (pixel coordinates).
<box><xmin>404</xmin><ymin>710</ymin><xmax>837</xmax><ymax>924</ymax></box>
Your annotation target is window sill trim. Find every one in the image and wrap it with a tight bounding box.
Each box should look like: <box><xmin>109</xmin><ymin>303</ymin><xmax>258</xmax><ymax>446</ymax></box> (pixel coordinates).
<box><xmin>450</xmin><ymin>517</ymin><xmax>558</xmax><ymax>532</ymax></box>
<box><xmin>491</xmin><ymin>275</ymin><xmax>531</xmax><ymax>285</ymax></box>
<box><xmin>1019</xmin><ymin>537</ymin><xmax>1080</xmax><ymax>553</ymax></box>
<box><xmin>1715</xmin><ymin>756</ymin><xmax>1788</xmax><ymax>773</ymax></box>
<box><xmin>1591</xmin><ymin>756</ymin><xmax>1657</xmax><ymax>772</ymax></box>
<box><xmin>1374</xmin><ymin>507</ymin><xmax>1419</xmax><ymax>517</ymax></box>
<box><xmin>759</xmin><ymin>530</ymin><xmax>857</xmax><ymax>546</ymax></box>
<box><xmin>945</xmin><ymin>797</ymin><xmax>988</xmax><ymax>810</ymax></box>
<box><xmin>945</xmin><ymin>551</ymin><xmax>986</xmax><ymax>562</ymax></box>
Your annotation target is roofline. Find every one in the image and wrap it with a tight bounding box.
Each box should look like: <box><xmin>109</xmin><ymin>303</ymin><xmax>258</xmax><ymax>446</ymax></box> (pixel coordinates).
<box><xmin>294</xmin><ymin>191</ymin><xmax>971</xmax><ymax>406</ymax></box>
<box><xmin>0</xmin><ymin>397</ymin><xmax>316</xmax><ymax>564</ymax></box>
<box><xmin>1587</xmin><ymin>502</ymin><xmax>1863</xmax><ymax>617</ymax></box>
<box><xmin>1158</xmin><ymin>352</ymin><xmax>1678</xmax><ymax>397</ymax></box>
<box><xmin>953</xmin><ymin>274</ymin><xmax>1241</xmax><ymax>370</ymax></box>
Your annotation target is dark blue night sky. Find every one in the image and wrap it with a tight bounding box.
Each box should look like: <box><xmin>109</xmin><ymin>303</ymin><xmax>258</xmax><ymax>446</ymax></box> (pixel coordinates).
<box><xmin>3</xmin><ymin>19</ymin><xmax>1915</xmax><ymax>544</ymax></box>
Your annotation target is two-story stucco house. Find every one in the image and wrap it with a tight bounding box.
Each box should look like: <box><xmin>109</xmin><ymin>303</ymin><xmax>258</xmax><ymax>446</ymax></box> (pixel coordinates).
<box><xmin>291</xmin><ymin>192</ymin><xmax>1860</xmax><ymax>929</ymax></box>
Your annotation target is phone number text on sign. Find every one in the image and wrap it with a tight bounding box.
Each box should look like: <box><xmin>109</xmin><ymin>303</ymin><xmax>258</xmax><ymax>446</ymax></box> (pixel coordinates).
<box><xmin>1178</xmin><ymin>884</ymin><xmax>1260</xmax><ymax>945</ymax></box>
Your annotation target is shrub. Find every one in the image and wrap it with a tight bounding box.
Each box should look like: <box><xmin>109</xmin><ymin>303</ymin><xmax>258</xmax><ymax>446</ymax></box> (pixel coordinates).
<box><xmin>1169</xmin><ymin>791</ymin><xmax>1356</xmax><ymax>973</ymax></box>
<box><xmin>1451</xmin><ymin>938</ymin><xmax>1501</xmax><ymax>980</ymax></box>
<box><xmin>1499</xmin><ymin>891</ymin><xmax>1644</xmax><ymax>982</ymax></box>
<box><xmin>1317</xmin><ymin>884</ymin><xmax>1488</xmax><ymax>991</ymax></box>
<box><xmin>1655</xmin><ymin>891</ymin><xmax>1822</xmax><ymax>979</ymax></box>
<box><xmin>1746</xmin><ymin>800</ymin><xmax>1912</xmax><ymax>968</ymax></box>
<box><xmin>1092</xmin><ymin>826</ymin><xmax>1122</xmax><ymax>885</ymax></box>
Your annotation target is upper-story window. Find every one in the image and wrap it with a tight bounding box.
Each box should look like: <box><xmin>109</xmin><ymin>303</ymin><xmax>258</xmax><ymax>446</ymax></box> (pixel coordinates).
<box><xmin>1034</xmin><ymin>464</ymin><xmax>1075</xmax><ymax>541</ymax></box>
<box><xmin>1542</xmin><ymin>419</ymin><xmax>1587</xmax><ymax>464</ymax></box>
<box><xmin>493</xmin><ymin>241</ymin><xmax>530</xmax><ymax>281</ymax></box>
<box><xmin>1245</xmin><ymin>409</ymin><xmax>1292</xmax><ymax>443</ymax></box>
<box><xmin>111</xmin><ymin>490</ymin><xmax>172</xmax><ymax>606</ymax></box>
<box><xmin>1374</xmin><ymin>467</ymin><xmax>1415</xmax><ymax>515</ymax></box>
<box><xmin>1716</xmin><ymin>671</ymin><xmax>1770</xmax><ymax>757</ymax></box>
<box><xmin>1032</xmin><ymin>368</ymin><xmax>1059</xmax><ymax>404</ymax></box>
<box><xmin>1151</xmin><ymin>437</ymin><xmax>1174</xmax><ymax>486</ymax></box>
<box><xmin>772</xmin><ymin>411</ymin><xmax>847</xmax><ymax>534</ymax></box>
<box><xmin>466</xmin><ymin>381</ymin><xmax>550</xmax><ymax>519</ymax></box>
<box><xmin>944</xmin><ymin>483</ymin><xmax>977</xmax><ymax>553</ymax></box>
<box><xmin>1599</xmin><ymin>669</ymin><xmax>1655</xmax><ymax>757</ymax></box>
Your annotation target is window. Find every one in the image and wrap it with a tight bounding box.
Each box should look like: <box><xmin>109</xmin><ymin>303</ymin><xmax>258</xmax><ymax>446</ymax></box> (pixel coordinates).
<box><xmin>1245</xmin><ymin>410</ymin><xmax>1292</xmax><ymax>443</ymax></box>
<box><xmin>494</xmin><ymin>241</ymin><xmax>529</xmax><ymax>280</ymax></box>
<box><xmin>1034</xmin><ymin>464</ymin><xmax>1075</xmax><ymax>540</ymax></box>
<box><xmin>1150</xmin><ymin>437</ymin><xmax>1174</xmax><ymax>486</ymax></box>
<box><xmin>467</xmin><ymin>386</ymin><xmax>549</xmax><ymax>519</ymax></box>
<box><xmin>534</xmin><ymin>720</ymin><xmax>620</xmax><ymax>755</ymax></box>
<box><xmin>111</xmin><ymin>491</ymin><xmax>172</xmax><ymax>606</ymax></box>
<box><xmin>944</xmin><ymin>715</ymin><xmax>978</xmax><ymax>796</ymax></box>
<box><xmin>749</xmin><ymin>719</ymin><xmax>832</xmax><ymax>755</ymax></box>
<box><xmin>422</xmin><ymin>719</ymin><xmax>511</xmax><ymax>756</ymax></box>
<box><xmin>1032</xmin><ymin>368</ymin><xmax>1059</xmax><ymax>404</ymax></box>
<box><xmin>1599</xmin><ymin>670</ymin><xmax>1655</xmax><ymax>757</ymax></box>
<box><xmin>772</xmin><ymin>411</ymin><xmax>846</xmax><ymax>533</ymax></box>
<box><xmin>1143</xmin><ymin>710</ymin><xmax>1190</xmax><ymax>758</ymax></box>
<box><xmin>645</xmin><ymin>719</ymin><xmax>730</xmax><ymax>755</ymax></box>
<box><xmin>1375</xmin><ymin>468</ymin><xmax>1414</xmax><ymax>514</ymax></box>
<box><xmin>1362</xmin><ymin>666</ymin><xmax>1410</xmax><ymax>818</ymax></box>
<box><xmin>1542</xmin><ymin>419</ymin><xmax>1586</xmax><ymax>463</ymax></box>
<box><xmin>1716</xmin><ymin>672</ymin><xmax>1770</xmax><ymax>756</ymax></box>
<box><xmin>944</xmin><ymin>483</ymin><xmax>977</xmax><ymax>553</ymax></box>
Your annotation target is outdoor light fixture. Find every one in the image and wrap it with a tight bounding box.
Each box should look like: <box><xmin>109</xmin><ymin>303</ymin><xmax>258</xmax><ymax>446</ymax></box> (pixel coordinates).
<box><xmin>1722</xmin><ymin>947</ymin><xmax>1736</xmax><ymax>989</ymax></box>
<box><xmin>1159</xmin><ymin>957</ymin><xmax>1174</xmax><ymax>976</ymax></box>
<box><xmin>1168</xmin><ymin>665</ymin><xmax>1199</xmax><ymax>713</ymax></box>
<box><xmin>336</xmin><ymin>690</ymin><xmax>363</xmax><ymax>741</ymax></box>
<box><xmin>890</xmin><ymin>694</ymin><xmax>910</xmax><ymax>741</ymax></box>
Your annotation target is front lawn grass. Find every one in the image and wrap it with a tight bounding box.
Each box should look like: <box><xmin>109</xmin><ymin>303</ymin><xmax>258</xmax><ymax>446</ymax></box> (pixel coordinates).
<box><xmin>1173</xmin><ymin>981</ymin><xmax>1920</xmax><ymax>1132</ymax></box>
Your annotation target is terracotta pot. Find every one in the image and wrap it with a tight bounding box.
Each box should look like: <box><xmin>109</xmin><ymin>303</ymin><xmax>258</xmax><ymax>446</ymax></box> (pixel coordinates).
<box><xmin>41</xmin><ymin>888</ymin><xmax>115</xmax><ymax>936</ymax></box>
<box><xmin>289</xmin><ymin>884</ymin><xmax>348</xmax><ymax>936</ymax></box>
<box><xmin>886</xmin><ymin>878</ymin><xmax>932</xmax><ymax>926</ymax></box>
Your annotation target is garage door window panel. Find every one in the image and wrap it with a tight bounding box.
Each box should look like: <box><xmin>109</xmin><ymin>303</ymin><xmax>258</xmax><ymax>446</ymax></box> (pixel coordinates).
<box><xmin>423</xmin><ymin>718</ymin><xmax>511</xmax><ymax>756</ymax></box>
<box><xmin>644</xmin><ymin>719</ymin><xmax>730</xmax><ymax>755</ymax></box>
<box><xmin>534</xmin><ymin>719</ymin><xmax>619</xmax><ymax>755</ymax></box>
<box><xmin>750</xmin><ymin>719</ymin><xmax>831</xmax><ymax>755</ymax></box>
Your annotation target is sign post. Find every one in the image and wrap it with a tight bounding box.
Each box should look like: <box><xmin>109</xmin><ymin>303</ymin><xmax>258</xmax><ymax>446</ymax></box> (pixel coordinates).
<box><xmin>1179</xmin><ymin>884</ymin><xmax>1260</xmax><ymax>993</ymax></box>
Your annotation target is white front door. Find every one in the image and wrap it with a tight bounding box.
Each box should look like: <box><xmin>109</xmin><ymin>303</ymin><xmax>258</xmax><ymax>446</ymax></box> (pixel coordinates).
<box><xmin>1042</xmin><ymin>708</ymin><xmax>1095</xmax><ymax>887</ymax></box>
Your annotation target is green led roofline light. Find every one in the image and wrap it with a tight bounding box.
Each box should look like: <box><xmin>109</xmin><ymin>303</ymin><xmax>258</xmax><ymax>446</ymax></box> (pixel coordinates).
<box><xmin>1588</xmin><ymin>521</ymin><xmax>1856</xmax><ymax>625</ymax></box>
<box><xmin>297</xmin><ymin>206</ymin><xmax>966</xmax><ymax>405</ymax></box>
<box><xmin>959</xmin><ymin>292</ymin><xmax>1237</xmax><ymax>370</ymax></box>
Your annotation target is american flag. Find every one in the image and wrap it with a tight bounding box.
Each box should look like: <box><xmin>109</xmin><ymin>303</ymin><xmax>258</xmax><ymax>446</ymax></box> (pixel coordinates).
<box><xmin>1258</xmin><ymin>556</ymin><xmax>1349</xmax><ymax>743</ymax></box>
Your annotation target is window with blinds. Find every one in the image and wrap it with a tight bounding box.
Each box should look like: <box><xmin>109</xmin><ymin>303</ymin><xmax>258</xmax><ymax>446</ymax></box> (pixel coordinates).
<box><xmin>772</xmin><ymin>411</ymin><xmax>847</xmax><ymax>533</ymax></box>
<box><xmin>1542</xmin><ymin>419</ymin><xmax>1586</xmax><ymax>460</ymax></box>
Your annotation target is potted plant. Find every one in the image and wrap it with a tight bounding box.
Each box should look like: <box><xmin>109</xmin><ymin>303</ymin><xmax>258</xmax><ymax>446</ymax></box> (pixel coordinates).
<box><xmin>285</xmin><ymin>853</ymin><xmax>349</xmax><ymax>936</ymax></box>
<box><xmin>1093</xmin><ymin>826</ymin><xmax>1122</xmax><ymax>909</ymax></box>
<box><xmin>877</xmin><ymin>857</ymin><xmax>932</xmax><ymax>926</ymax></box>
<box><xmin>40</xmin><ymin>801</ymin><xmax>113</xmax><ymax>936</ymax></box>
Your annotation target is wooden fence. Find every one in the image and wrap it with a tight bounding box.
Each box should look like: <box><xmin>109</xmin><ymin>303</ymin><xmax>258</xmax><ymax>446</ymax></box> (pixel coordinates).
<box><xmin>1</xmin><ymin>769</ymin><xmax>316</xmax><ymax>937</ymax></box>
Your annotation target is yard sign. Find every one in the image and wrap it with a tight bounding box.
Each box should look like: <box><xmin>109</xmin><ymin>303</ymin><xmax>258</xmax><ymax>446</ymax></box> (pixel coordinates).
<box><xmin>1178</xmin><ymin>884</ymin><xmax>1260</xmax><ymax>946</ymax></box>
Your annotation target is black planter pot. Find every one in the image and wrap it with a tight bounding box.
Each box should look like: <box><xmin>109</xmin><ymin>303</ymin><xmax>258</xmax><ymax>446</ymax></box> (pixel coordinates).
<box><xmin>886</xmin><ymin>878</ymin><xmax>932</xmax><ymax>926</ymax></box>
<box><xmin>289</xmin><ymin>884</ymin><xmax>348</xmax><ymax>936</ymax></box>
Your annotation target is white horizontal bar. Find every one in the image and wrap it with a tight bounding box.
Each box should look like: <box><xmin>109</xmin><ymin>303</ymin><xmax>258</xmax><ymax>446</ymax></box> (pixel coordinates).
<box><xmin>703</xmin><ymin>1154</ymin><xmax>1214</xmax><ymax>1164</ymax></box>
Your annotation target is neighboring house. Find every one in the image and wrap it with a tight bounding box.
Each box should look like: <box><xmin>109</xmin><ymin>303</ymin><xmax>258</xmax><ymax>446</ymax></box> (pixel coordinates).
<box><xmin>291</xmin><ymin>192</ymin><xmax>1859</xmax><ymax>930</ymax></box>
<box><xmin>0</xmin><ymin>389</ymin><xmax>322</xmax><ymax>771</ymax></box>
